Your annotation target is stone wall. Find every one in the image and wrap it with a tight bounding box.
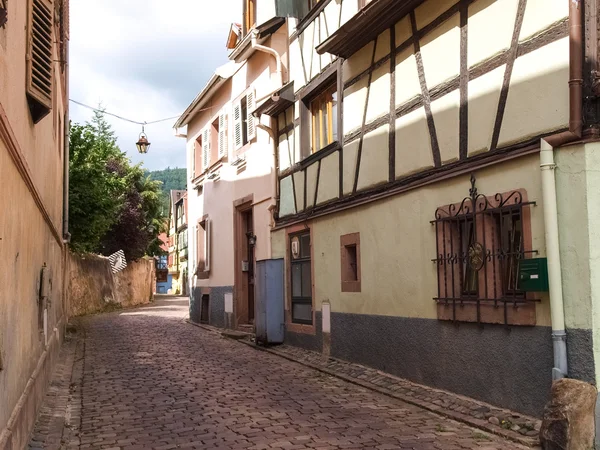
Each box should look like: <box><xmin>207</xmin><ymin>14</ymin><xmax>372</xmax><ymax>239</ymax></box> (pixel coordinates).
<box><xmin>68</xmin><ymin>253</ymin><xmax>154</xmax><ymax>317</ymax></box>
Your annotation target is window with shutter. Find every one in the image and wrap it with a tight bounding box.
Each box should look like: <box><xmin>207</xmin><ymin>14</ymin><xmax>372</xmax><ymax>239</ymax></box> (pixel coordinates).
<box><xmin>202</xmin><ymin>127</ymin><xmax>210</xmax><ymax>169</ymax></box>
<box><xmin>27</xmin><ymin>0</ymin><xmax>54</xmax><ymax>123</ymax></box>
<box><xmin>204</xmin><ymin>218</ymin><xmax>211</xmax><ymax>272</ymax></box>
<box><xmin>218</xmin><ymin>112</ymin><xmax>228</xmax><ymax>158</ymax></box>
<box><xmin>246</xmin><ymin>89</ymin><xmax>256</xmax><ymax>141</ymax></box>
<box><xmin>233</xmin><ymin>102</ymin><xmax>243</xmax><ymax>150</ymax></box>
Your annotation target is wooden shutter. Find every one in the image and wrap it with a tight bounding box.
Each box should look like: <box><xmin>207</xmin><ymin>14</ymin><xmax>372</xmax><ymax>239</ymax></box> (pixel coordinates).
<box><xmin>218</xmin><ymin>112</ymin><xmax>228</xmax><ymax>158</ymax></box>
<box><xmin>191</xmin><ymin>142</ymin><xmax>196</xmax><ymax>179</ymax></box>
<box><xmin>246</xmin><ymin>89</ymin><xmax>256</xmax><ymax>141</ymax></box>
<box><xmin>202</xmin><ymin>127</ymin><xmax>210</xmax><ymax>169</ymax></box>
<box><xmin>26</xmin><ymin>0</ymin><xmax>54</xmax><ymax>122</ymax></box>
<box><xmin>233</xmin><ymin>101</ymin><xmax>243</xmax><ymax>150</ymax></box>
<box><xmin>204</xmin><ymin>218</ymin><xmax>211</xmax><ymax>272</ymax></box>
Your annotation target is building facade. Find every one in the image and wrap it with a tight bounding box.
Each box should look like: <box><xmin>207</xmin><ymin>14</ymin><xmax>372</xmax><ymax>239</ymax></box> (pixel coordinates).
<box><xmin>155</xmin><ymin>231</ymin><xmax>172</xmax><ymax>294</ymax></box>
<box><xmin>0</xmin><ymin>0</ymin><xmax>70</xmax><ymax>447</ymax></box>
<box><xmin>263</xmin><ymin>0</ymin><xmax>600</xmax><ymax>419</ymax></box>
<box><xmin>178</xmin><ymin>0</ymin><xmax>600</xmax><ymax>422</ymax></box>
<box><xmin>167</xmin><ymin>190</ymin><xmax>188</xmax><ymax>295</ymax></box>
<box><xmin>175</xmin><ymin>3</ymin><xmax>288</xmax><ymax>329</ymax></box>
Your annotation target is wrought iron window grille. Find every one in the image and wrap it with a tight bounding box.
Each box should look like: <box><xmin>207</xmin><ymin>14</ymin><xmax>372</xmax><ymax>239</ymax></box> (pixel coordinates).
<box><xmin>431</xmin><ymin>174</ymin><xmax>539</xmax><ymax>325</ymax></box>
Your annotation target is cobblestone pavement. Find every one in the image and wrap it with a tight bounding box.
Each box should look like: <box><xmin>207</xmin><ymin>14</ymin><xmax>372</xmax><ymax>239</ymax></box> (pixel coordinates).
<box><xmin>31</xmin><ymin>297</ymin><xmax>529</xmax><ymax>450</ymax></box>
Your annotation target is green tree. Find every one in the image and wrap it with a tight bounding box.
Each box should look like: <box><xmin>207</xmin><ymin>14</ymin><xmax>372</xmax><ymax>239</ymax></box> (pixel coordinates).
<box><xmin>69</xmin><ymin>110</ymin><xmax>165</xmax><ymax>260</ymax></box>
<box><xmin>148</xmin><ymin>167</ymin><xmax>187</xmax><ymax>213</ymax></box>
<box><xmin>69</xmin><ymin>110</ymin><xmax>125</xmax><ymax>253</ymax></box>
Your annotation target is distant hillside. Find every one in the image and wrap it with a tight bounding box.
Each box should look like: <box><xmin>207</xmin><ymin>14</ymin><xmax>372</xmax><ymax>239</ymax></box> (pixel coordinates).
<box><xmin>148</xmin><ymin>167</ymin><xmax>186</xmax><ymax>213</ymax></box>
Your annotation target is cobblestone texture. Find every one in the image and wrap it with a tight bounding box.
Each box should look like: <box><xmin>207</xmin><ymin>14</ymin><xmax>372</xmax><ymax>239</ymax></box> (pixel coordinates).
<box><xmin>30</xmin><ymin>298</ymin><xmax>531</xmax><ymax>449</ymax></box>
<box><xmin>251</xmin><ymin>343</ymin><xmax>541</xmax><ymax>446</ymax></box>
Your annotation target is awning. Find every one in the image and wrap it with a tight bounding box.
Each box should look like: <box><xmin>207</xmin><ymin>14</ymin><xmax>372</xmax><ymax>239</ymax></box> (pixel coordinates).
<box><xmin>253</xmin><ymin>82</ymin><xmax>295</xmax><ymax>117</ymax></box>
<box><xmin>316</xmin><ymin>0</ymin><xmax>423</xmax><ymax>59</ymax></box>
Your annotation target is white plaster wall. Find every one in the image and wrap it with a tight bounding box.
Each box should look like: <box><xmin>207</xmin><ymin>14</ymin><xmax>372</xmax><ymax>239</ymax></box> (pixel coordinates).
<box><xmin>468</xmin><ymin>0</ymin><xmax>518</xmax><ymax>67</ymax></box>
<box><xmin>356</xmin><ymin>126</ymin><xmax>390</xmax><ymax>191</ymax></box>
<box><xmin>468</xmin><ymin>65</ymin><xmax>505</xmax><ymax>155</ymax></box>
<box><xmin>498</xmin><ymin>38</ymin><xmax>569</xmax><ymax>147</ymax></box>
<box><xmin>415</xmin><ymin>0</ymin><xmax>458</xmax><ymax>29</ymax></box>
<box><xmin>316</xmin><ymin>152</ymin><xmax>339</xmax><ymax>205</ymax></box>
<box><xmin>279</xmin><ymin>176</ymin><xmax>296</xmax><ymax>217</ymax></box>
<box><xmin>519</xmin><ymin>0</ymin><xmax>567</xmax><ymax>41</ymax></box>
<box><xmin>420</xmin><ymin>13</ymin><xmax>461</xmax><ymax>88</ymax></box>
<box><xmin>395</xmin><ymin>108</ymin><xmax>434</xmax><ymax>178</ymax></box>
<box><xmin>431</xmin><ymin>90</ymin><xmax>460</xmax><ymax>164</ymax></box>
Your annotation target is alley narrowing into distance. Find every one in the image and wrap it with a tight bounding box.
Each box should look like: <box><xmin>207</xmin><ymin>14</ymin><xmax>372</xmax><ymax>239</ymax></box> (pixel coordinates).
<box><xmin>30</xmin><ymin>298</ymin><xmax>528</xmax><ymax>450</ymax></box>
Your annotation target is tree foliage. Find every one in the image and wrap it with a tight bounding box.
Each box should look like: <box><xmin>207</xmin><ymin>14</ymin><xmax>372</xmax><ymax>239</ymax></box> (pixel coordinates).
<box><xmin>69</xmin><ymin>110</ymin><xmax>165</xmax><ymax>261</ymax></box>
<box><xmin>147</xmin><ymin>167</ymin><xmax>187</xmax><ymax>213</ymax></box>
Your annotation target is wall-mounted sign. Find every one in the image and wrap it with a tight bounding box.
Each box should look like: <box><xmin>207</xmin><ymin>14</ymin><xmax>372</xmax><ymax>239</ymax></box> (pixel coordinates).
<box><xmin>291</xmin><ymin>236</ymin><xmax>300</xmax><ymax>259</ymax></box>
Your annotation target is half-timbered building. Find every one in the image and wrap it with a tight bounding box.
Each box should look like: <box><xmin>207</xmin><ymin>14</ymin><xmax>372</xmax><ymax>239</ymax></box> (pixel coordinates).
<box><xmin>257</xmin><ymin>0</ymin><xmax>600</xmax><ymax>417</ymax></box>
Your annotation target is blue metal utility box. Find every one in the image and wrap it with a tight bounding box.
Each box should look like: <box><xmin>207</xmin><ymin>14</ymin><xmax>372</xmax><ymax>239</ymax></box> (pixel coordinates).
<box><xmin>255</xmin><ymin>259</ymin><xmax>285</xmax><ymax>345</ymax></box>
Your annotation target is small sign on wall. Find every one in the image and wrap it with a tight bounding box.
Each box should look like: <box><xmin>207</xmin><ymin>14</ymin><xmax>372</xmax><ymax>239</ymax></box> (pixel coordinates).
<box><xmin>224</xmin><ymin>293</ymin><xmax>234</xmax><ymax>314</ymax></box>
<box><xmin>322</xmin><ymin>301</ymin><xmax>331</xmax><ymax>334</ymax></box>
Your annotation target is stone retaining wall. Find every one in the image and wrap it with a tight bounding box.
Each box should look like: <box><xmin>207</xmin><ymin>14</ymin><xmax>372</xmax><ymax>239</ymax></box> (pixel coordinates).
<box><xmin>68</xmin><ymin>253</ymin><xmax>154</xmax><ymax>316</ymax></box>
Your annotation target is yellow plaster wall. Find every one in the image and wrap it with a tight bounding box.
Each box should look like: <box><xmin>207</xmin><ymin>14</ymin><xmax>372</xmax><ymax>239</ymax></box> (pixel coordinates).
<box><xmin>310</xmin><ymin>154</ymin><xmax>550</xmax><ymax>325</ymax></box>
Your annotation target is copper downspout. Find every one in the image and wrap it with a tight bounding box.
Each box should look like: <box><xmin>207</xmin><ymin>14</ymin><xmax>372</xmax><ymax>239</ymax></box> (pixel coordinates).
<box><xmin>545</xmin><ymin>0</ymin><xmax>583</xmax><ymax>147</ymax></box>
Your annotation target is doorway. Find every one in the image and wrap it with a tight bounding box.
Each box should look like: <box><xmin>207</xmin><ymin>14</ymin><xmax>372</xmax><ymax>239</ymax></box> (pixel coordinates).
<box><xmin>234</xmin><ymin>201</ymin><xmax>256</xmax><ymax>327</ymax></box>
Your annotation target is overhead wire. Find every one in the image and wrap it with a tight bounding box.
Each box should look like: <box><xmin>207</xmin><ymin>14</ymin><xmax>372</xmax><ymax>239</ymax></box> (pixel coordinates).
<box><xmin>69</xmin><ymin>99</ymin><xmax>216</xmax><ymax>126</ymax></box>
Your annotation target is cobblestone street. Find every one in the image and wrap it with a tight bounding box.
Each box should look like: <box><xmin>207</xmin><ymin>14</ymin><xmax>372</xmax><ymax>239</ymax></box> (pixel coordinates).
<box><xmin>30</xmin><ymin>298</ymin><xmax>529</xmax><ymax>450</ymax></box>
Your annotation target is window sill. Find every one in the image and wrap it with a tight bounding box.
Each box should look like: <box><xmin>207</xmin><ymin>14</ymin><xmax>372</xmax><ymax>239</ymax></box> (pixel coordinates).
<box><xmin>436</xmin><ymin>300</ymin><xmax>537</xmax><ymax>326</ymax></box>
<box><xmin>285</xmin><ymin>311</ymin><xmax>316</xmax><ymax>335</ymax></box>
<box><xmin>342</xmin><ymin>281</ymin><xmax>361</xmax><ymax>293</ymax></box>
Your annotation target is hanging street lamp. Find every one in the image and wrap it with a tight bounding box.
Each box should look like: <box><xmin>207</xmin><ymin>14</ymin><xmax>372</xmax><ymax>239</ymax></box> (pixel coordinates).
<box><xmin>136</xmin><ymin>124</ymin><xmax>151</xmax><ymax>154</ymax></box>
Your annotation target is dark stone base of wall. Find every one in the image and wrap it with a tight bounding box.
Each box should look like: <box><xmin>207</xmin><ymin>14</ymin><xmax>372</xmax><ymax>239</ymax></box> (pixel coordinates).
<box><xmin>283</xmin><ymin>311</ymin><xmax>558</xmax><ymax>417</ymax></box>
<box><xmin>566</xmin><ymin>327</ymin><xmax>596</xmax><ymax>384</ymax></box>
<box><xmin>190</xmin><ymin>286</ymin><xmax>232</xmax><ymax>329</ymax></box>
<box><xmin>285</xmin><ymin>312</ymin><xmax>323</xmax><ymax>352</ymax></box>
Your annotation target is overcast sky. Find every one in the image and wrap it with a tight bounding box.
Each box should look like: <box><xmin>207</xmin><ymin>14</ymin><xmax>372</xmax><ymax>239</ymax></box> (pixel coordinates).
<box><xmin>70</xmin><ymin>1</ymin><xmax>241</xmax><ymax>171</ymax></box>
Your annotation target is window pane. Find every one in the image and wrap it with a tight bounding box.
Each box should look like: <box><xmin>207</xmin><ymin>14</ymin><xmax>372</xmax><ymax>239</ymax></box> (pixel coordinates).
<box><xmin>292</xmin><ymin>264</ymin><xmax>302</xmax><ymax>297</ymax></box>
<box><xmin>322</xmin><ymin>99</ymin><xmax>329</xmax><ymax>146</ymax></box>
<box><xmin>292</xmin><ymin>303</ymin><xmax>312</xmax><ymax>323</ymax></box>
<box><xmin>331</xmin><ymin>91</ymin><xmax>338</xmax><ymax>142</ymax></box>
<box><xmin>301</xmin><ymin>262</ymin><xmax>312</xmax><ymax>297</ymax></box>
<box><xmin>300</xmin><ymin>234</ymin><xmax>310</xmax><ymax>258</ymax></box>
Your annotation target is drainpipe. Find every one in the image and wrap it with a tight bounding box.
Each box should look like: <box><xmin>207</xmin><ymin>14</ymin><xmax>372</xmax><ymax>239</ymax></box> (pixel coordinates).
<box><xmin>256</xmin><ymin>120</ymin><xmax>279</xmax><ymax>260</ymax></box>
<box><xmin>251</xmin><ymin>31</ymin><xmax>284</xmax><ymax>93</ymax></box>
<box><xmin>540</xmin><ymin>141</ymin><xmax>568</xmax><ymax>380</ymax></box>
<box><xmin>539</xmin><ymin>0</ymin><xmax>583</xmax><ymax>380</ymax></box>
<box><xmin>62</xmin><ymin>34</ymin><xmax>70</xmax><ymax>243</ymax></box>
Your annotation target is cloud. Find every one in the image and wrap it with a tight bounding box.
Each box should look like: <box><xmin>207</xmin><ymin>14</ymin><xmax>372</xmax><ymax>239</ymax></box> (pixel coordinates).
<box><xmin>70</xmin><ymin>0</ymin><xmax>241</xmax><ymax>171</ymax></box>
